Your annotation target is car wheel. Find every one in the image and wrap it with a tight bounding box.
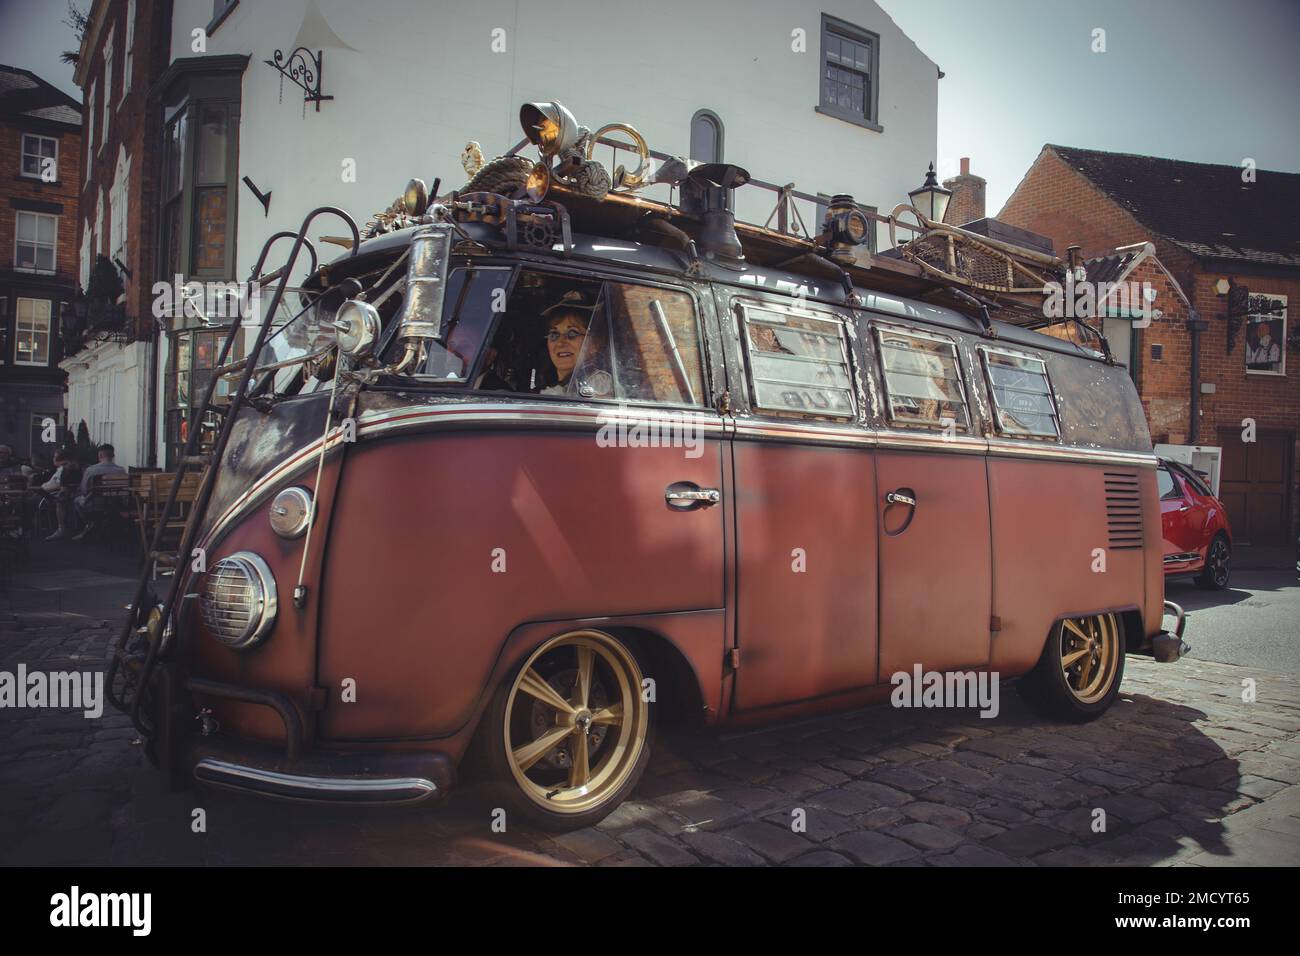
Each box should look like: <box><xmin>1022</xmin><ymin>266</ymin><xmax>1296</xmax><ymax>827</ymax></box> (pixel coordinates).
<box><xmin>1020</xmin><ymin>613</ymin><xmax>1126</xmax><ymax>723</ymax></box>
<box><xmin>480</xmin><ymin>629</ymin><xmax>653</xmax><ymax>832</ymax></box>
<box><xmin>1195</xmin><ymin>535</ymin><xmax>1231</xmax><ymax>590</ymax></box>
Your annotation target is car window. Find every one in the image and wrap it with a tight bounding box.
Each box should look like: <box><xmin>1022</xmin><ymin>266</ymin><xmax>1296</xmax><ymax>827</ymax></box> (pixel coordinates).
<box><xmin>738</xmin><ymin>301</ymin><xmax>856</xmax><ymax>419</ymax></box>
<box><xmin>1157</xmin><ymin>466</ymin><xmax>1181</xmax><ymax>500</ymax></box>
<box><xmin>470</xmin><ymin>270</ymin><xmax>709</xmax><ymax>408</ymax></box>
<box><xmin>979</xmin><ymin>348</ymin><xmax>1060</xmax><ymax>439</ymax></box>
<box><xmin>1171</xmin><ymin>462</ymin><xmax>1213</xmax><ymax>497</ymax></box>
<box><xmin>874</xmin><ymin>325</ymin><xmax>969</xmax><ymax>430</ymax></box>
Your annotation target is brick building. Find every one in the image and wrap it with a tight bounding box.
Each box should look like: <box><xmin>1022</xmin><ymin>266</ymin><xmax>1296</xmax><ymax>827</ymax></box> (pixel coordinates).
<box><xmin>1000</xmin><ymin>145</ymin><xmax>1300</xmax><ymax>547</ymax></box>
<box><xmin>63</xmin><ymin>0</ymin><xmax>174</xmax><ymax>469</ymax></box>
<box><xmin>0</xmin><ymin>65</ymin><xmax>82</xmax><ymax>461</ymax></box>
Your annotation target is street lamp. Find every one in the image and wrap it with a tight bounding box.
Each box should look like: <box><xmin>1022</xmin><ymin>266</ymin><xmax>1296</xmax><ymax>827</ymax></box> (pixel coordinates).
<box><xmin>908</xmin><ymin>162</ymin><xmax>952</xmax><ymax>225</ymax></box>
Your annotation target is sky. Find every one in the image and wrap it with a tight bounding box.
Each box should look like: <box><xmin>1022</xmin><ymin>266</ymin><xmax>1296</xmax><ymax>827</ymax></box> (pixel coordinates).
<box><xmin>0</xmin><ymin>0</ymin><xmax>83</xmax><ymax>98</ymax></box>
<box><xmin>2</xmin><ymin>0</ymin><xmax>1298</xmax><ymax>215</ymax></box>
<box><xmin>877</xmin><ymin>0</ymin><xmax>1300</xmax><ymax>212</ymax></box>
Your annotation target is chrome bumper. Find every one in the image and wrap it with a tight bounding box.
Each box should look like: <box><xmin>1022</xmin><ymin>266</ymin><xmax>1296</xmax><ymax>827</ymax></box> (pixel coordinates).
<box><xmin>194</xmin><ymin>757</ymin><xmax>441</xmax><ymax>805</ymax></box>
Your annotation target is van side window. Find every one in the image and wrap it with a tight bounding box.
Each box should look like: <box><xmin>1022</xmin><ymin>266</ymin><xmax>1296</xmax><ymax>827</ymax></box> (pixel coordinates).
<box><xmin>738</xmin><ymin>302</ymin><xmax>855</xmax><ymax>419</ymax></box>
<box><xmin>873</xmin><ymin>326</ymin><xmax>969</xmax><ymax>429</ymax></box>
<box><xmin>604</xmin><ymin>283</ymin><xmax>706</xmax><ymax>406</ymax></box>
<box><xmin>1157</xmin><ymin>466</ymin><xmax>1180</xmax><ymax>500</ymax></box>
<box><xmin>979</xmin><ymin>348</ymin><xmax>1061</xmax><ymax>439</ymax></box>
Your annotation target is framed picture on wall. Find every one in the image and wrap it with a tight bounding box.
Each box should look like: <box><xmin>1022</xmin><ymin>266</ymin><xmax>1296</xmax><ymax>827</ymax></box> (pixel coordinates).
<box><xmin>1244</xmin><ymin>294</ymin><xmax>1286</xmax><ymax>375</ymax></box>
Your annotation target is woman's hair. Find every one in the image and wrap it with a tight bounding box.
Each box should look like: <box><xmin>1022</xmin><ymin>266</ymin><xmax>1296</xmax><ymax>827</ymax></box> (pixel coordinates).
<box><xmin>547</xmin><ymin>310</ymin><xmax>590</xmax><ymax>331</ymax></box>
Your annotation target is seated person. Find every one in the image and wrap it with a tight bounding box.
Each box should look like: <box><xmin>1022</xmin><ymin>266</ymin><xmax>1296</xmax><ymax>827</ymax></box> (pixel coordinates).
<box><xmin>537</xmin><ymin>291</ymin><xmax>613</xmax><ymax>399</ymax></box>
<box><xmin>73</xmin><ymin>443</ymin><xmax>127</xmax><ymax>541</ymax></box>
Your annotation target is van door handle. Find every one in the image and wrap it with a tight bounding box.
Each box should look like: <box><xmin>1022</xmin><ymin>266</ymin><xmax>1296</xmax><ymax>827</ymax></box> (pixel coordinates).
<box><xmin>885</xmin><ymin>491</ymin><xmax>917</xmax><ymax>508</ymax></box>
<box><xmin>665</xmin><ymin>482</ymin><xmax>720</xmax><ymax>509</ymax></box>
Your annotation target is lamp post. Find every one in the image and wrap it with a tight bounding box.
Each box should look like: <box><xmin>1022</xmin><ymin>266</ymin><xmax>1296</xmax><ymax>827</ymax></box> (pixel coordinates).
<box><xmin>908</xmin><ymin>162</ymin><xmax>952</xmax><ymax>225</ymax></box>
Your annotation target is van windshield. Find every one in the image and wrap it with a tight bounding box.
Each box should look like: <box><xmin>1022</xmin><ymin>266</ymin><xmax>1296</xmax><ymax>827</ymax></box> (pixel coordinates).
<box><xmin>383</xmin><ymin>266</ymin><xmax>511</xmax><ymax>381</ymax></box>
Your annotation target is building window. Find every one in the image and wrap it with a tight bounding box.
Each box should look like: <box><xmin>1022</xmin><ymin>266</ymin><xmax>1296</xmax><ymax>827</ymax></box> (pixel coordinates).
<box><xmin>1244</xmin><ymin>293</ymin><xmax>1286</xmax><ymax>376</ymax></box>
<box><xmin>102</xmin><ymin>27</ymin><xmax>115</xmax><ymax>144</ymax></box>
<box><xmin>15</xmin><ymin>298</ymin><xmax>53</xmax><ymax>366</ymax></box>
<box><xmin>15</xmin><ymin>211</ymin><xmax>58</xmax><ymax>274</ymax></box>
<box><xmin>160</xmin><ymin>92</ymin><xmax>240</xmax><ymax>280</ymax></box>
<box><xmin>80</xmin><ymin>221</ymin><xmax>92</xmax><ymax>289</ymax></box>
<box><xmin>689</xmin><ymin>110</ymin><xmax>723</xmax><ymax>164</ymax></box>
<box><xmin>20</xmin><ymin>134</ymin><xmax>58</xmax><ymax>179</ymax></box>
<box><xmin>122</xmin><ymin>0</ymin><xmax>136</xmax><ymax>98</ymax></box>
<box><xmin>164</xmin><ymin>328</ymin><xmax>243</xmax><ymax>464</ymax></box>
<box><xmin>85</xmin><ymin>81</ymin><xmax>96</xmax><ymax>177</ymax></box>
<box><xmin>109</xmin><ymin>147</ymin><xmax>131</xmax><ymax>264</ymax></box>
<box><xmin>818</xmin><ymin>14</ymin><xmax>881</xmax><ymax>130</ymax></box>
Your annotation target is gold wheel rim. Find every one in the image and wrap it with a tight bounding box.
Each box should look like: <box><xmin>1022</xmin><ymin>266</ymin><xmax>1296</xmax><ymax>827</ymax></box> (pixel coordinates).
<box><xmin>1059</xmin><ymin>613</ymin><xmax>1119</xmax><ymax>704</ymax></box>
<box><xmin>504</xmin><ymin>630</ymin><xmax>648</xmax><ymax>815</ymax></box>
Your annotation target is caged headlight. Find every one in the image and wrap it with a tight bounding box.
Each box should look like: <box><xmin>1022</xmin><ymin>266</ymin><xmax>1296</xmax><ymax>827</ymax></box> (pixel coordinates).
<box><xmin>200</xmin><ymin>552</ymin><xmax>278</xmax><ymax>650</ymax></box>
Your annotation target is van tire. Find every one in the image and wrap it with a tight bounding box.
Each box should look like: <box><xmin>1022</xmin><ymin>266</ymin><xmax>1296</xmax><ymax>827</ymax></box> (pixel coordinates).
<box><xmin>1195</xmin><ymin>534</ymin><xmax>1231</xmax><ymax>590</ymax></box>
<box><xmin>479</xmin><ymin>629</ymin><xmax>654</xmax><ymax>832</ymax></box>
<box><xmin>1019</xmin><ymin>613</ymin><xmax>1125</xmax><ymax>723</ymax></box>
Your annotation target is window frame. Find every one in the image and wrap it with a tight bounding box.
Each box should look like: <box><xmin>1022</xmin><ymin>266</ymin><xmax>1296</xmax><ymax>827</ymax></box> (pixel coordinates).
<box><xmin>102</xmin><ymin>26</ymin><xmax>115</xmax><ymax>147</ymax></box>
<box><xmin>20</xmin><ymin>133</ymin><xmax>58</xmax><ymax>180</ymax></box>
<box><xmin>14</xmin><ymin>210</ymin><xmax>58</xmax><ymax>275</ymax></box>
<box><xmin>873</xmin><ymin>322</ymin><xmax>972</xmax><ymax>432</ymax></box>
<box><xmin>977</xmin><ymin>344</ymin><xmax>1063</xmax><ymax>441</ymax></box>
<box><xmin>14</xmin><ymin>297</ymin><xmax>54</xmax><ymax>367</ymax></box>
<box><xmin>817</xmin><ymin>13</ymin><xmax>882</xmax><ymax>132</ymax></box>
<box><xmin>737</xmin><ymin>296</ymin><xmax>858</xmax><ymax>421</ymax></box>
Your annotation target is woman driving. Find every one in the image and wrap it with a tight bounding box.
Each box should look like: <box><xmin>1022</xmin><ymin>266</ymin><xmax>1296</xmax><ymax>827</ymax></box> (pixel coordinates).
<box><xmin>538</xmin><ymin>290</ymin><xmax>611</xmax><ymax>397</ymax></box>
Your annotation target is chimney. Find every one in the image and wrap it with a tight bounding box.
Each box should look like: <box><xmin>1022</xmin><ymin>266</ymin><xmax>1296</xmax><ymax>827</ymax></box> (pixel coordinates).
<box><xmin>942</xmin><ymin>157</ymin><xmax>986</xmax><ymax>226</ymax></box>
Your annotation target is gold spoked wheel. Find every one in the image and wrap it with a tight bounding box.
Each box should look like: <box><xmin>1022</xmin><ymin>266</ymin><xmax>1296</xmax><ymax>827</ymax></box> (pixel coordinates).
<box><xmin>503</xmin><ymin>630</ymin><xmax>649</xmax><ymax>816</ymax></box>
<box><xmin>1059</xmin><ymin>613</ymin><xmax>1120</xmax><ymax>704</ymax></box>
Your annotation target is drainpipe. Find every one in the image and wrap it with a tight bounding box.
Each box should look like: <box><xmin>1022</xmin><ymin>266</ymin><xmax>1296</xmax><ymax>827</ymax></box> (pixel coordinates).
<box><xmin>1186</xmin><ymin>308</ymin><xmax>1208</xmax><ymax>444</ymax></box>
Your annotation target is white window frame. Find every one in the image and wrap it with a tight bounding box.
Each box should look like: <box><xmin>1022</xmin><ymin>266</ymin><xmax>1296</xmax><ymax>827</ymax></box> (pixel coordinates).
<box><xmin>102</xmin><ymin>27</ymin><xmax>115</xmax><ymax>146</ymax></box>
<box><xmin>14</xmin><ymin>211</ymin><xmax>58</xmax><ymax>275</ymax></box>
<box><xmin>109</xmin><ymin>147</ymin><xmax>131</xmax><ymax>264</ymax></box>
<box><xmin>20</xmin><ymin>133</ymin><xmax>58</xmax><ymax>180</ymax></box>
<box><xmin>85</xmin><ymin>82</ymin><xmax>96</xmax><ymax>178</ymax></box>
<box><xmin>80</xmin><ymin>220</ymin><xmax>92</xmax><ymax>289</ymax></box>
<box><xmin>15</xmin><ymin>298</ymin><xmax>53</xmax><ymax>367</ymax></box>
<box><xmin>1244</xmin><ymin>293</ymin><xmax>1287</xmax><ymax>377</ymax></box>
<box><xmin>122</xmin><ymin>0</ymin><xmax>136</xmax><ymax>99</ymax></box>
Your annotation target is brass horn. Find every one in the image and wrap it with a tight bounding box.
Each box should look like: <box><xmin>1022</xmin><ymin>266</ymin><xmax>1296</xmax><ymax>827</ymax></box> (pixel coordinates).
<box><xmin>586</xmin><ymin>123</ymin><xmax>651</xmax><ymax>190</ymax></box>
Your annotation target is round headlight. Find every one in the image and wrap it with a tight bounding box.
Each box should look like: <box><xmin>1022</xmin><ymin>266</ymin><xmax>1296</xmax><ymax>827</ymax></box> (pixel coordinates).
<box><xmin>334</xmin><ymin>299</ymin><xmax>380</xmax><ymax>359</ymax></box>
<box><xmin>403</xmin><ymin>177</ymin><xmax>429</xmax><ymax>216</ymax></box>
<box><xmin>269</xmin><ymin>486</ymin><xmax>312</xmax><ymax>539</ymax></box>
<box><xmin>200</xmin><ymin>552</ymin><xmax>277</xmax><ymax>650</ymax></box>
<box><xmin>525</xmin><ymin>162</ymin><xmax>551</xmax><ymax>202</ymax></box>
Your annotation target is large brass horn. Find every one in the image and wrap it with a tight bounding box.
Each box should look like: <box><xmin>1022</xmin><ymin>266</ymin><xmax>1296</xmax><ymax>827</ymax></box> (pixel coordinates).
<box><xmin>586</xmin><ymin>123</ymin><xmax>651</xmax><ymax>190</ymax></box>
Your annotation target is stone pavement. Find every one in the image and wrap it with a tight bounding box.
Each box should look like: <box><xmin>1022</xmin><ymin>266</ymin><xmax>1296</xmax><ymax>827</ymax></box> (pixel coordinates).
<box><xmin>2</xmin><ymin>566</ymin><xmax>1300</xmax><ymax>866</ymax></box>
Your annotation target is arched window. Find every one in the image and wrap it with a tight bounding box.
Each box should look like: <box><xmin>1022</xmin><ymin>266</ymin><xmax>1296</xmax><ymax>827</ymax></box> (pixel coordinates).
<box><xmin>689</xmin><ymin>109</ymin><xmax>724</xmax><ymax>164</ymax></box>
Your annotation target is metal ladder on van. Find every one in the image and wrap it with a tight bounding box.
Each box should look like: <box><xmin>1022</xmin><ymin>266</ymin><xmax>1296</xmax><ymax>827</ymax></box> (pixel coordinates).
<box><xmin>106</xmin><ymin>208</ymin><xmax>359</xmax><ymax>741</ymax></box>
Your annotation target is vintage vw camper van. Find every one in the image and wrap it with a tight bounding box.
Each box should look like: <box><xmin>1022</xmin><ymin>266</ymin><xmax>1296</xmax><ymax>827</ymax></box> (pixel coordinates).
<box><xmin>111</xmin><ymin>107</ymin><xmax>1189</xmax><ymax>831</ymax></box>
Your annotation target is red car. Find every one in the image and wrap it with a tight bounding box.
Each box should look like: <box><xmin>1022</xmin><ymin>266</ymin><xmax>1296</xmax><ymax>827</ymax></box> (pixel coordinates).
<box><xmin>1159</xmin><ymin>457</ymin><xmax>1232</xmax><ymax>589</ymax></box>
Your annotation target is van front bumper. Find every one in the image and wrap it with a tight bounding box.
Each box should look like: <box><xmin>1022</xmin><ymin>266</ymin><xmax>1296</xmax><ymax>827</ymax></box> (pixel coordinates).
<box><xmin>159</xmin><ymin>672</ymin><xmax>453</xmax><ymax>806</ymax></box>
<box><xmin>188</xmin><ymin>738</ymin><xmax>452</xmax><ymax>806</ymax></box>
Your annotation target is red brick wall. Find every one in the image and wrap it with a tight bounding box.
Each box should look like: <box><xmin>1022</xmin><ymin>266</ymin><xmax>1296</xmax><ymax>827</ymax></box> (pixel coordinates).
<box><xmin>1002</xmin><ymin>147</ymin><xmax>1300</xmax><ymax>538</ymax></box>
<box><xmin>78</xmin><ymin>0</ymin><xmax>171</xmax><ymax>342</ymax></box>
<box><xmin>0</xmin><ymin>118</ymin><xmax>82</xmax><ymax>282</ymax></box>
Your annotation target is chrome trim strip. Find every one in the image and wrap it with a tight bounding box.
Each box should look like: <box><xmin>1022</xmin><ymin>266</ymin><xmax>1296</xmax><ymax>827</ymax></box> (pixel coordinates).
<box><xmin>199</xmin><ymin>402</ymin><xmax>1158</xmax><ymax>546</ymax></box>
<box><xmin>194</xmin><ymin>758</ymin><xmax>438</xmax><ymax>805</ymax></box>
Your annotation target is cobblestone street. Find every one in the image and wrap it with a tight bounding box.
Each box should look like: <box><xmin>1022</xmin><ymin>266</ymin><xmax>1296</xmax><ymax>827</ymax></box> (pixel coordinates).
<box><xmin>3</xmin><ymin>557</ymin><xmax>1300</xmax><ymax>867</ymax></box>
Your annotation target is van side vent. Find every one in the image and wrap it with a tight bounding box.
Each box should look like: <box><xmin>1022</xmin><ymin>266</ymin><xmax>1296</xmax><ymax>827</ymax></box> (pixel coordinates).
<box><xmin>1104</xmin><ymin>471</ymin><xmax>1143</xmax><ymax>550</ymax></box>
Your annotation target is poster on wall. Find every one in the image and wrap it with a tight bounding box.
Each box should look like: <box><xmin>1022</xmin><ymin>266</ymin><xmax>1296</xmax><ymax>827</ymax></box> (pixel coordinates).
<box><xmin>1244</xmin><ymin>293</ymin><xmax>1287</xmax><ymax>374</ymax></box>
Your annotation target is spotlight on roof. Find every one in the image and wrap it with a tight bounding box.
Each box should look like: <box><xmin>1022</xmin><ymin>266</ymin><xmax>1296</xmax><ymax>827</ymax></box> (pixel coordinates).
<box><xmin>520</xmin><ymin>102</ymin><xmax>581</xmax><ymax>159</ymax></box>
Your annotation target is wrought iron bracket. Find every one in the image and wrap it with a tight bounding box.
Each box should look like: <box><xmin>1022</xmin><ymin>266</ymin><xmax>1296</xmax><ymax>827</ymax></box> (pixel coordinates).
<box><xmin>264</xmin><ymin>47</ymin><xmax>333</xmax><ymax>114</ymax></box>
